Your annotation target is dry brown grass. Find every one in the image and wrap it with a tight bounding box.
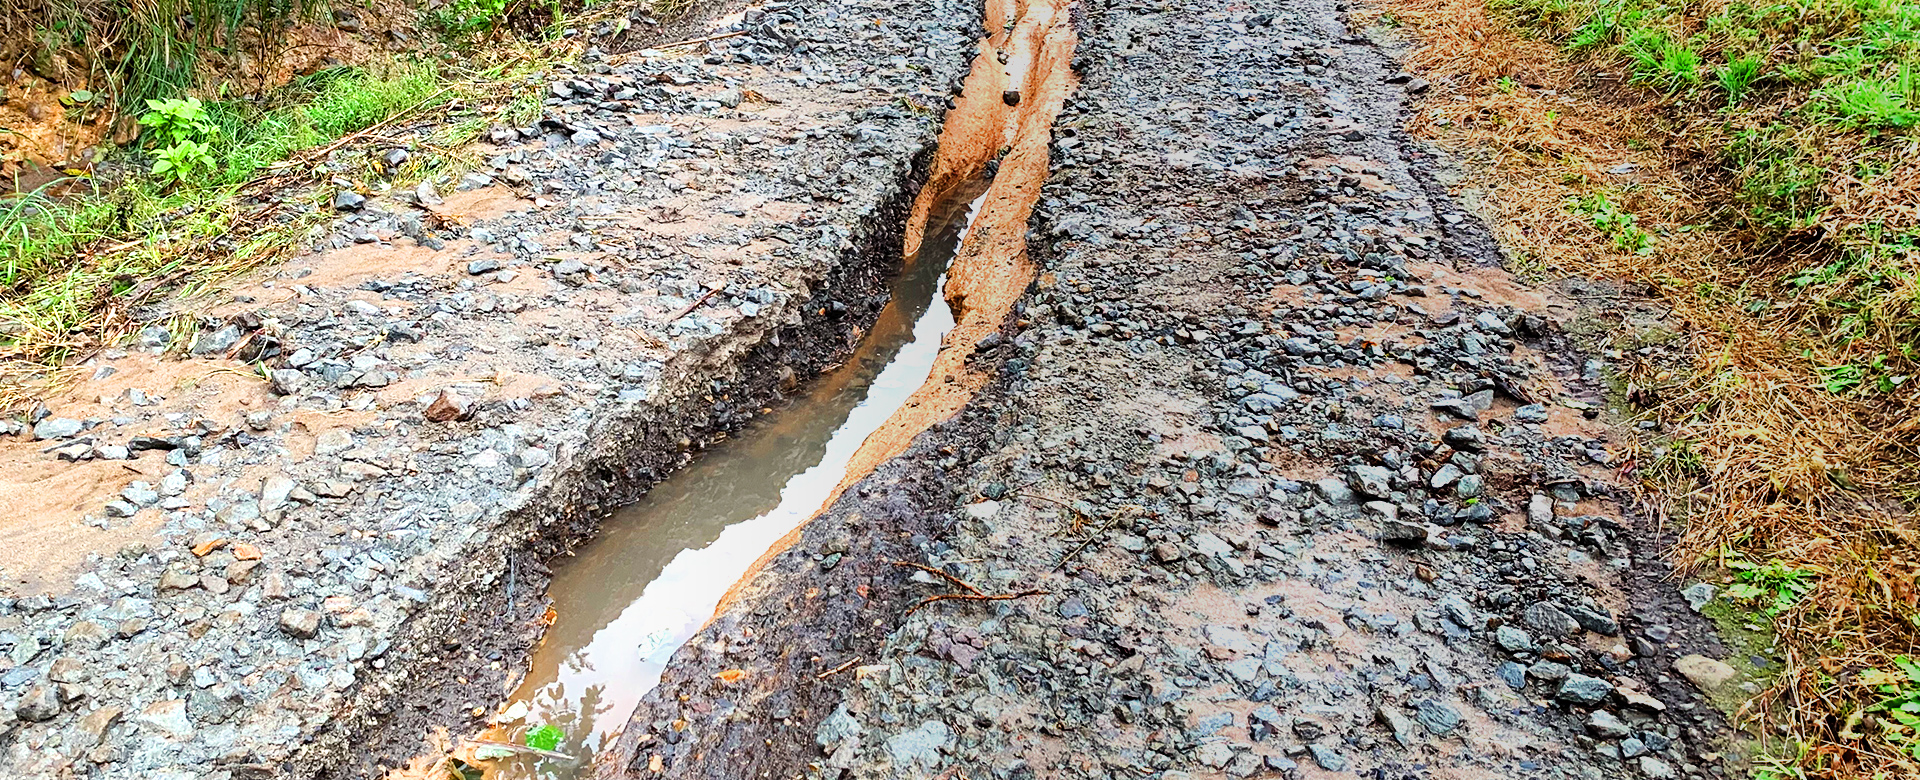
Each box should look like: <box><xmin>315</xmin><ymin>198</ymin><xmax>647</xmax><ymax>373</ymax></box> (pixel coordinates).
<box><xmin>1357</xmin><ymin>0</ymin><xmax>1920</xmax><ymax>774</ymax></box>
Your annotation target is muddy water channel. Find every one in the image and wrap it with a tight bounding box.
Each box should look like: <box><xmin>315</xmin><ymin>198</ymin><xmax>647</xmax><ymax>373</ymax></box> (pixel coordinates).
<box><xmin>392</xmin><ymin>1</ymin><xmax>1079</xmax><ymax>776</ymax></box>
<box><xmin>472</xmin><ymin>193</ymin><xmax>985</xmax><ymax>779</ymax></box>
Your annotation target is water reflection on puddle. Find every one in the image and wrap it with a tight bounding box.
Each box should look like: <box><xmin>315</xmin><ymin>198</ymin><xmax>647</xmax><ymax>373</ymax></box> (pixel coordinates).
<box><xmin>478</xmin><ymin>192</ymin><xmax>983</xmax><ymax>779</ymax></box>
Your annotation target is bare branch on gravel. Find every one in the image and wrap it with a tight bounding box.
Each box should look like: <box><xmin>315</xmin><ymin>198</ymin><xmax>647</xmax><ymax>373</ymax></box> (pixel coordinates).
<box><xmin>890</xmin><ymin>561</ymin><xmax>1048</xmax><ymax>616</ymax></box>
<box><xmin>671</xmin><ymin>282</ymin><xmax>729</xmax><ymax>320</ymax></box>
<box><xmin>815</xmin><ymin>658</ymin><xmax>860</xmax><ymax>680</ymax></box>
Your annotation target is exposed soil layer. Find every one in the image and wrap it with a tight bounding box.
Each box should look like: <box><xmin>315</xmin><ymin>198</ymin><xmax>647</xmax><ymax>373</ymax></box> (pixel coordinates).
<box><xmin>594</xmin><ymin>0</ymin><xmax>1741</xmax><ymax>778</ymax></box>
<box><xmin>0</xmin><ymin>1</ymin><xmax>980</xmax><ymax>777</ymax></box>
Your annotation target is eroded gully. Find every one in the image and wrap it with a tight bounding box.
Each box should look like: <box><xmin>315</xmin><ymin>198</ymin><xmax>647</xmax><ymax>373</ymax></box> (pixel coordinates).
<box><xmin>391</xmin><ymin>1</ymin><xmax>1079</xmax><ymax>777</ymax></box>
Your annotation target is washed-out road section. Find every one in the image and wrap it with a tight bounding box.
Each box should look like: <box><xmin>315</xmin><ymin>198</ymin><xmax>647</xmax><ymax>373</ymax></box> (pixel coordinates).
<box><xmin>0</xmin><ymin>0</ymin><xmax>984</xmax><ymax>777</ymax></box>
<box><xmin>592</xmin><ymin>0</ymin><xmax>1740</xmax><ymax>779</ymax></box>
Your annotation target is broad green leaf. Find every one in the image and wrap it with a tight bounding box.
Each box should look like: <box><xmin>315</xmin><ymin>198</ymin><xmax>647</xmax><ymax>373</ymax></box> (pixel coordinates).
<box><xmin>525</xmin><ymin>724</ymin><xmax>564</xmax><ymax>752</ymax></box>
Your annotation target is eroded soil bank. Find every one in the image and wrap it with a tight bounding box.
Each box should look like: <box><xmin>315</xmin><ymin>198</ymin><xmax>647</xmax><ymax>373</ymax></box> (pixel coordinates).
<box><xmin>0</xmin><ymin>1</ymin><xmax>984</xmax><ymax>777</ymax></box>
<box><xmin>592</xmin><ymin>0</ymin><xmax>1742</xmax><ymax>778</ymax></box>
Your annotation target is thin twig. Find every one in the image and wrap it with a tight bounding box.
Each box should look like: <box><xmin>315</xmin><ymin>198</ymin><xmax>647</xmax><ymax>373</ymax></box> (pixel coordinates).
<box><xmin>671</xmin><ymin>282</ymin><xmax>728</xmax><ymax>320</ymax></box>
<box><xmin>1056</xmin><ymin>522</ymin><xmax>1115</xmax><ymax>570</ymax></box>
<box><xmin>815</xmin><ymin>658</ymin><xmax>860</xmax><ymax>680</ymax></box>
<box><xmin>656</xmin><ymin>29</ymin><xmax>750</xmax><ymax>49</ymax></box>
<box><xmin>891</xmin><ymin>560</ymin><xmax>982</xmax><ymax>595</ymax></box>
<box><xmin>1018</xmin><ymin>493</ymin><xmax>1074</xmax><ymax>508</ymax></box>
<box><xmin>462</xmin><ymin>739</ymin><xmax>573</xmax><ymax>761</ymax></box>
<box><xmin>890</xmin><ymin>560</ymin><xmax>1048</xmax><ymax>616</ymax></box>
<box><xmin>905</xmin><ymin>590</ymin><xmax>1049</xmax><ymax>617</ymax></box>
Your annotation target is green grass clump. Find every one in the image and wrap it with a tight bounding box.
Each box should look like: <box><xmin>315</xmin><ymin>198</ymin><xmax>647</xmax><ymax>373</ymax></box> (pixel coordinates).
<box><xmin>1496</xmin><ymin>0</ymin><xmax>1920</xmax><ymax>396</ymax></box>
<box><xmin>0</xmin><ymin>60</ymin><xmax>454</xmax><ymax>363</ymax></box>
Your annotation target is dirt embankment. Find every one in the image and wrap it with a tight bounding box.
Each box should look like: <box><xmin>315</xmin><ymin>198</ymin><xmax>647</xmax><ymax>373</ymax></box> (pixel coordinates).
<box><xmin>0</xmin><ymin>1</ymin><xmax>981</xmax><ymax>777</ymax></box>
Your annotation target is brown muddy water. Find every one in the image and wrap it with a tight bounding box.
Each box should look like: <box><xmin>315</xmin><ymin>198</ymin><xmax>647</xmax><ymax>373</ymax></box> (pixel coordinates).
<box><xmin>469</xmin><ymin>190</ymin><xmax>987</xmax><ymax>780</ymax></box>
<box><xmin>394</xmin><ymin>1</ymin><xmax>1080</xmax><ymax>775</ymax></box>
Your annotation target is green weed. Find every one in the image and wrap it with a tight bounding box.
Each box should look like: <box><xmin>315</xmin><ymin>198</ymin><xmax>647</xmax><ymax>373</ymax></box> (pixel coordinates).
<box><xmin>1575</xmin><ymin>192</ymin><xmax>1656</xmax><ymax>253</ymax></box>
<box><xmin>1718</xmin><ymin>54</ymin><xmax>1764</xmax><ymax>106</ymax></box>
<box><xmin>138</xmin><ymin>97</ymin><xmax>216</xmax><ymax>147</ymax></box>
<box><xmin>1623</xmin><ymin>27</ymin><xmax>1702</xmax><ymax>91</ymax></box>
<box><xmin>525</xmin><ymin>724</ymin><xmax>565</xmax><ymax>751</ymax></box>
<box><xmin>1819</xmin><ymin>68</ymin><xmax>1920</xmax><ymax>130</ymax></box>
<box><xmin>1817</xmin><ymin>362</ymin><xmax>1867</xmax><ymax>394</ymax></box>
<box><xmin>432</xmin><ymin>0</ymin><xmax>513</xmax><ymax>35</ymax></box>
<box><xmin>151</xmin><ymin>140</ymin><xmax>216</xmax><ymax>185</ymax></box>
<box><xmin>1724</xmin><ymin>556</ymin><xmax>1819</xmax><ymax>616</ymax></box>
<box><xmin>1864</xmin><ymin>657</ymin><xmax>1920</xmax><ymax>760</ymax></box>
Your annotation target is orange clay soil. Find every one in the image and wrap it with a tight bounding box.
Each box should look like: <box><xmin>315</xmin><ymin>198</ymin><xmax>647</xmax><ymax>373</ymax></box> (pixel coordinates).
<box><xmin>713</xmin><ymin>0</ymin><xmax>1079</xmax><ymax>616</ymax></box>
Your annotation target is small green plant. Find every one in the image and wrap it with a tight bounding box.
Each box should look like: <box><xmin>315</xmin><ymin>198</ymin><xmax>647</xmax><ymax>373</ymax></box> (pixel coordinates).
<box><xmin>139</xmin><ymin>97</ymin><xmax>216</xmax><ymax>148</ymax></box>
<box><xmin>1863</xmin><ymin>656</ymin><xmax>1920</xmax><ymax>760</ymax></box>
<box><xmin>525</xmin><ymin>724</ymin><xmax>565</xmax><ymax>751</ymax></box>
<box><xmin>1820</xmin><ymin>69</ymin><xmax>1920</xmax><ymax>130</ymax></box>
<box><xmin>1724</xmin><ymin>557</ymin><xmax>1818</xmax><ymax>615</ymax></box>
<box><xmin>1623</xmin><ymin>28</ymin><xmax>1702</xmax><ymax>92</ymax></box>
<box><xmin>1717</xmin><ymin>55</ymin><xmax>1763</xmax><ymax>106</ymax></box>
<box><xmin>150</xmin><ymin>140</ymin><xmax>216</xmax><ymax>185</ymax></box>
<box><xmin>433</xmin><ymin>0</ymin><xmax>511</xmax><ymax>34</ymax></box>
<box><xmin>1575</xmin><ymin>192</ymin><xmax>1655</xmax><ymax>254</ymax></box>
<box><xmin>1818</xmin><ymin>362</ymin><xmax>1865</xmax><ymax>394</ymax></box>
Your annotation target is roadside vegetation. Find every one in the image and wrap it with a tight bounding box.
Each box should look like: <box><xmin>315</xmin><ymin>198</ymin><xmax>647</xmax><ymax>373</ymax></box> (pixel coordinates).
<box><xmin>1358</xmin><ymin>0</ymin><xmax>1920</xmax><ymax>775</ymax></box>
<box><xmin>0</xmin><ymin>0</ymin><xmax>705</xmax><ymax>392</ymax></box>
<box><xmin>2</xmin><ymin>63</ymin><xmax>460</xmax><ymax>365</ymax></box>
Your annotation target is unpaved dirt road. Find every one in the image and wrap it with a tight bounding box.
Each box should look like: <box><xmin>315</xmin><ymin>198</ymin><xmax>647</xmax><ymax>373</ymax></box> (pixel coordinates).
<box><xmin>1</xmin><ymin>0</ymin><xmax>1744</xmax><ymax>778</ymax></box>
<box><xmin>595</xmin><ymin>0</ymin><xmax>1739</xmax><ymax>779</ymax></box>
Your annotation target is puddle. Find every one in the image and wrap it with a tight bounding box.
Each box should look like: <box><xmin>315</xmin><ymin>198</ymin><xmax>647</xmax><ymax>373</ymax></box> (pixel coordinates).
<box><xmin>390</xmin><ymin>2</ymin><xmax>1080</xmax><ymax>776</ymax></box>
<box><xmin>460</xmin><ymin>191</ymin><xmax>984</xmax><ymax>780</ymax></box>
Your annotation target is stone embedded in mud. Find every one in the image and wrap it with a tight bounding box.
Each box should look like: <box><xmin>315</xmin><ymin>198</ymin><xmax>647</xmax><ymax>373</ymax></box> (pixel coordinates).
<box><xmin>1412</xmin><ymin>699</ymin><xmax>1461</xmax><ymax>736</ymax></box>
<box><xmin>76</xmin><ymin>705</ymin><xmax>123</xmax><ymax>746</ymax></box>
<box><xmin>1442</xmin><ymin>424</ymin><xmax>1486</xmax><ymax>452</ymax></box>
<box><xmin>1681</xmin><ymin>583</ymin><xmax>1716</xmax><ymax>611</ymax></box>
<box><xmin>32</xmin><ymin>417</ymin><xmax>83</xmax><ymax>440</ymax></box>
<box><xmin>279</xmin><ymin>609</ymin><xmax>322</xmax><ymax>639</ymax></box>
<box><xmin>1561</xmin><ymin>603</ymin><xmax>1620</xmax><ymax>636</ymax></box>
<box><xmin>1376</xmin><ymin>706</ymin><xmax>1418</xmax><ymax>745</ymax></box>
<box><xmin>1586</xmin><ymin>709</ymin><xmax>1630</xmax><ymax>739</ymax></box>
<box><xmin>1526</xmin><ymin>494</ymin><xmax>1555</xmax><ymax>527</ymax></box>
<box><xmin>259</xmin><ymin>475</ymin><xmax>295</xmax><ymax>516</ymax></box>
<box><xmin>1194</xmin><ymin>740</ymin><xmax>1235</xmax><ymax>768</ymax></box>
<box><xmin>1494</xmin><ymin>625</ymin><xmax>1535</xmax><ymax>654</ymax></box>
<box><xmin>1556</xmin><ymin>673</ymin><xmax>1614</xmax><ymax>706</ymax></box>
<box><xmin>425</xmin><ymin>391</ymin><xmax>476</xmax><ymax>422</ymax></box>
<box><xmin>885</xmin><ymin>719</ymin><xmax>952</xmax><ymax>775</ymax></box>
<box><xmin>1522</xmin><ymin>602</ymin><xmax>1580</xmax><ymax>639</ymax></box>
<box><xmin>15</xmin><ymin>684</ymin><xmax>60</xmax><ymax>721</ymax></box>
<box><xmin>158</xmin><ymin>567</ymin><xmax>198</xmax><ymax>590</ymax></box>
<box><xmin>134</xmin><ymin>699</ymin><xmax>194</xmax><ymax>740</ymax></box>
<box><xmin>1638</xmin><ymin>756</ymin><xmax>1678</xmax><ymax>779</ymax></box>
<box><xmin>1345</xmin><ymin>465</ymin><xmax>1393</xmax><ymax>499</ymax></box>
<box><xmin>1378</xmin><ymin>518</ymin><xmax>1428</xmax><ymax>545</ymax></box>
<box><xmin>1306</xmin><ymin>744</ymin><xmax>1347</xmax><ymax>771</ymax></box>
<box><xmin>332</xmin><ymin>190</ymin><xmax>366</xmax><ymax>211</ymax></box>
<box><xmin>1673</xmin><ymin>654</ymin><xmax>1737</xmax><ymax>692</ymax></box>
